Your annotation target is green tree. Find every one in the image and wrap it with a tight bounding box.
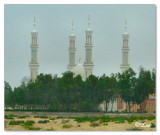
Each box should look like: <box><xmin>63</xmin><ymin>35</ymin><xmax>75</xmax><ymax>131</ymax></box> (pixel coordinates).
<box><xmin>117</xmin><ymin>68</ymin><xmax>137</xmax><ymax>113</ymax></box>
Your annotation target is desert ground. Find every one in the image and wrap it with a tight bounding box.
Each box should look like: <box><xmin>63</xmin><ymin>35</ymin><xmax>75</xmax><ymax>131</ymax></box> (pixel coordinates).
<box><xmin>5</xmin><ymin>112</ymin><xmax>156</xmax><ymax>131</ymax></box>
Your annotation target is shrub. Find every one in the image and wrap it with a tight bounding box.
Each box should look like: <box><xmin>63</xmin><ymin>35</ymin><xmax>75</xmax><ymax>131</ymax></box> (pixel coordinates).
<box><xmin>24</xmin><ymin>120</ymin><xmax>35</xmax><ymax>126</ymax></box>
<box><xmin>34</xmin><ymin>115</ymin><xmax>48</xmax><ymax>118</ymax></box>
<box><xmin>17</xmin><ymin>116</ymin><xmax>29</xmax><ymax>119</ymax></box>
<box><xmin>115</xmin><ymin>120</ymin><xmax>125</xmax><ymax>123</ymax></box>
<box><xmin>62</xmin><ymin>124</ymin><xmax>72</xmax><ymax>128</ymax></box>
<box><xmin>138</xmin><ymin>116</ymin><xmax>145</xmax><ymax>120</ymax></box>
<box><xmin>49</xmin><ymin>117</ymin><xmax>55</xmax><ymax>120</ymax></box>
<box><xmin>38</xmin><ymin>120</ymin><xmax>50</xmax><ymax>124</ymax></box>
<box><xmin>27</xmin><ymin>127</ymin><xmax>41</xmax><ymax>130</ymax></box>
<box><xmin>62</xmin><ymin>119</ymin><xmax>70</xmax><ymax>124</ymax></box>
<box><xmin>46</xmin><ymin>127</ymin><xmax>55</xmax><ymax>131</ymax></box>
<box><xmin>90</xmin><ymin>122</ymin><xmax>99</xmax><ymax>127</ymax></box>
<box><xmin>150</xmin><ymin>123</ymin><xmax>156</xmax><ymax>128</ymax></box>
<box><xmin>5</xmin><ymin>115</ymin><xmax>14</xmax><ymax>119</ymax></box>
<box><xmin>126</xmin><ymin>127</ymin><xmax>142</xmax><ymax>131</ymax></box>
<box><xmin>9</xmin><ymin>120</ymin><xmax>24</xmax><ymax>125</ymax></box>
<box><xmin>147</xmin><ymin>116</ymin><xmax>155</xmax><ymax>121</ymax></box>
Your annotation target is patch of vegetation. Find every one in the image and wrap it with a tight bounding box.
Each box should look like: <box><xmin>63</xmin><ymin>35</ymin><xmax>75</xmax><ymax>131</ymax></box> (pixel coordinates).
<box><xmin>46</xmin><ymin>127</ymin><xmax>55</xmax><ymax>131</ymax></box>
<box><xmin>115</xmin><ymin>120</ymin><xmax>125</xmax><ymax>123</ymax></box>
<box><xmin>62</xmin><ymin>124</ymin><xmax>72</xmax><ymax>128</ymax></box>
<box><xmin>23</xmin><ymin>120</ymin><xmax>35</xmax><ymax>126</ymax></box>
<box><xmin>5</xmin><ymin>114</ymin><xmax>14</xmax><ymax>119</ymax></box>
<box><xmin>62</xmin><ymin>119</ymin><xmax>70</xmax><ymax>124</ymax></box>
<box><xmin>17</xmin><ymin>115</ymin><xmax>29</xmax><ymax>119</ymax></box>
<box><xmin>34</xmin><ymin>115</ymin><xmax>48</xmax><ymax>118</ymax></box>
<box><xmin>90</xmin><ymin>122</ymin><xmax>99</xmax><ymax>127</ymax></box>
<box><xmin>103</xmin><ymin>123</ymin><xmax>108</xmax><ymax>125</ymax></box>
<box><xmin>4</xmin><ymin>121</ymin><xmax>8</xmax><ymax>128</ymax></box>
<box><xmin>9</xmin><ymin>120</ymin><xmax>24</xmax><ymax>125</ymax></box>
<box><xmin>138</xmin><ymin>116</ymin><xmax>145</xmax><ymax>120</ymax></box>
<box><xmin>77</xmin><ymin>124</ymin><xmax>81</xmax><ymax>127</ymax></box>
<box><xmin>38</xmin><ymin>120</ymin><xmax>50</xmax><ymax>124</ymax></box>
<box><xmin>126</xmin><ymin>127</ymin><xmax>143</xmax><ymax>131</ymax></box>
<box><xmin>49</xmin><ymin>117</ymin><xmax>55</xmax><ymax>120</ymax></box>
<box><xmin>27</xmin><ymin>127</ymin><xmax>41</xmax><ymax>130</ymax></box>
<box><xmin>150</xmin><ymin>123</ymin><xmax>156</xmax><ymax>128</ymax></box>
<box><xmin>147</xmin><ymin>116</ymin><xmax>155</xmax><ymax>121</ymax></box>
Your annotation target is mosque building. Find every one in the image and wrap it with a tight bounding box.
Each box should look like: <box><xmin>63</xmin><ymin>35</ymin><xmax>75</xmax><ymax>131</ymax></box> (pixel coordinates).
<box><xmin>29</xmin><ymin>16</ymin><xmax>146</xmax><ymax>112</ymax></box>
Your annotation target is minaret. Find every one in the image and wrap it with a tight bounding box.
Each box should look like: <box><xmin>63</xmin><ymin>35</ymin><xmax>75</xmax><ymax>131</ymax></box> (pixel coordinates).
<box><xmin>29</xmin><ymin>17</ymin><xmax>39</xmax><ymax>82</ymax></box>
<box><xmin>120</xmin><ymin>20</ymin><xmax>130</xmax><ymax>72</ymax></box>
<box><xmin>83</xmin><ymin>15</ymin><xmax>94</xmax><ymax>78</ymax></box>
<box><xmin>67</xmin><ymin>21</ymin><xmax>76</xmax><ymax>71</ymax></box>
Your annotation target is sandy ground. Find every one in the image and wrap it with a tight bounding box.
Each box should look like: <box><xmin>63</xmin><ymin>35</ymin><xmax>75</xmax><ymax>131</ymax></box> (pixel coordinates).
<box><xmin>5</xmin><ymin>115</ymin><xmax>156</xmax><ymax>131</ymax></box>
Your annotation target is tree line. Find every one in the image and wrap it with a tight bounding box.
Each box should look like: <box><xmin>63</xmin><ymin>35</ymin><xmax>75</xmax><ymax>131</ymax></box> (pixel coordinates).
<box><xmin>5</xmin><ymin>67</ymin><xmax>155</xmax><ymax>112</ymax></box>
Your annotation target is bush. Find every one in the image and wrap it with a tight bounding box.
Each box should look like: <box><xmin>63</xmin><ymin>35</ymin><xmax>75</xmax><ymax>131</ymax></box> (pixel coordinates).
<box><xmin>46</xmin><ymin>127</ymin><xmax>55</xmax><ymax>131</ymax></box>
<box><xmin>38</xmin><ymin>120</ymin><xmax>50</xmax><ymax>124</ymax></box>
<box><xmin>17</xmin><ymin>116</ymin><xmax>29</xmax><ymax>119</ymax></box>
<box><xmin>62</xmin><ymin>119</ymin><xmax>70</xmax><ymax>124</ymax></box>
<box><xmin>24</xmin><ymin>120</ymin><xmax>35</xmax><ymax>126</ymax></box>
<box><xmin>5</xmin><ymin>114</ymin><xmax>14</xmax><ymax>119</ymax></box>
<box><xmin>147</xmin><ymin>116</ymin><xmax>155</xmax><ymax>121</ymax></box>
<box><xmin>62</xmin><ymin>124</ymin><xmax>72</xmax><ymax>128</ymax></box>
<box><xmin>90</xmin><ymin>122</ymin><xmax>99</xmax><ymax>127</ymax></box>
<box><xmin>49</xmin><ymin>117</ymin><xmax>55</xmax><ymax>120</ymax></box>
<box><xmin>34</xmin><ymin>115</ymin><xmax>48</xmax><ymax>118</ymax></box>
<box><xmin>150</xmin><ymin>123</ymin><xmax>156</xmax><ymax>128</ymax></box>
<box><xmin>126</xmin><ymin>127</ymin><xmax>142</xmax><ymax>131</ymax></box>
<box><xmin>27</xmin><ymin>127</ymin><xmax>41</xmax><ymax>130</ymax></box>
<box><xmin>9</xmin><ymin>120</ymin><xmax>24</xmax><ymax>125</ymax></box>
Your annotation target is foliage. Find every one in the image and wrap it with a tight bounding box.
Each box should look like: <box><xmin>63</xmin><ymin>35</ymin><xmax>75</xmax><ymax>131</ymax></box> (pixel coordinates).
<box><xmin>46</xmin><ymin>127</ymin><xmax>55</xmax><ymax>131</ymax></box>
<box><xmin>126</xmin><ymin>127</ymin><xmax>143</xmax><ymax>131</ymax></box>
<box><xmin>150</xmin><ymin>123</ymin><xmax>156</xmax><ymax>128</ymax></box>
<box><xmin>9</xmin><ymin>120</ymin><xmax>24</xmax><ymax>125</ymax></box>
<box><xmin>5</xmin><ymin>114</ymin><xmax>14</xmax><ymax>119</ymax></box>
<box><xmin>27</xmin><ymin>127</ymin><xmax>41</xmax><ymax>130</ymax></box>
<box><xmin>17</xmin><ymin>116</ymin><xmax>29</xmax><ymax>119</ymax></box>
<box><xmin>62</xmin><ymin>119</ymin><xmax>70</xmax><ymax>124</ymax></box>
<box><xmin>34</xmin><ymin>115</ymin><xmax>48</xmax><ymax>118</ymax></box>
<box><xmin>62</xmin><ymin>124</ymin><xmax>72</xmax><ymax>128</ymax></box>
<box><xmin>38</xmin><ymin>120</ymin><xmax>50</xmax><ymax>123</ymax></box>
<box><xmin>4</xmin><ymin>67</ymin><xmax>156</xmax><ymax>113</ymax></box>
<box><xmin>23</xmin><ymin>120</ymin><xmax>35</xmax><ymax>126</ymax></box>
<box><xmin>90</xmin><ymin>122</ymin><xmax>99</xmax><ymax>127</ymax></box>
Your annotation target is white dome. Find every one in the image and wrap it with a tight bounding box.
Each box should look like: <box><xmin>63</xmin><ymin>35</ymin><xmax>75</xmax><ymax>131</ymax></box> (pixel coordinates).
<box><xmin>71</xmin><ymin>63</ymin><xmax>86</xmax><ymax>81</ymax></box>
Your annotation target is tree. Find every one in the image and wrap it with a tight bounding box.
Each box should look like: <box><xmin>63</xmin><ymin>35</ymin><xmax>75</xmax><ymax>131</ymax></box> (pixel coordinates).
<box><xmin>117</xmin><ymin>68</ymin><xmax>137</xmax><ymax>113</ymax></box>
<box><xmin>134</xmin><ymin>67</ymin><xmax>155</xmax><ymax>112</ymax></box>
<box><xmin>4</xmin><ymin>81</ymin><xmax>14</xmax><ymax>108</ymax></box>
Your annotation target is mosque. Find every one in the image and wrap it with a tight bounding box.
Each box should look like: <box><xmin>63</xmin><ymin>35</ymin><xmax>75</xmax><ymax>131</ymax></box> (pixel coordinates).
<box><xmin>29</xmin><ymin>16</ymin><xmax>130</xmax><ymax>112</ymax></box>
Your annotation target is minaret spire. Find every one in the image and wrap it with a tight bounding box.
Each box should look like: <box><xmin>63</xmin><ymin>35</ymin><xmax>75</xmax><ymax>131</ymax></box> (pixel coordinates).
<box><xmin>88</xmin><ymin>15</ymin><xmax>90</xmax><ymax>27</ymax></box>
<box><xmin>71</xmin><ymin>21</ymin><xmax>74</xmax><ymax>33</ymax></box>
<box><xmin>120</xmin><ymin>19</ymin><xmax>130</xmax><ymax>72</ymax></box>
<box><xmin>67</xmin><ymin>21</ymin><xmax>76</xmax><ymax>71</ymax></box>
<box><xmin>29</xmin><ymin>17</ymin><xmax>39</xmax><ymax>82</ymax></box>
<box><xmin>83</xmin><ymin>15</ymin><xmax>94</xmax><ymax>78</ymax></box>
<box><xmin>124</xmin><ymin>19</ymin><xmax>127</xmax><ymax>32</ymax></box>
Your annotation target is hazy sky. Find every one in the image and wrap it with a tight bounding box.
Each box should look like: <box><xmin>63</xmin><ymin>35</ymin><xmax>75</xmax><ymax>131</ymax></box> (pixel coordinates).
<box><xmin>4</xmin><ymin>4</ymin><xmax>156</xmax><ymax>88</ymax></box>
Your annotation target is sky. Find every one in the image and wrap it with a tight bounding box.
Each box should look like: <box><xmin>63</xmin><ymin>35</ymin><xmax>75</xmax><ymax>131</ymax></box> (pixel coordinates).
<box><xmin>4</xmin><ymin>4</ymin><xmax>156</xmax><ymax>89</ymax></box>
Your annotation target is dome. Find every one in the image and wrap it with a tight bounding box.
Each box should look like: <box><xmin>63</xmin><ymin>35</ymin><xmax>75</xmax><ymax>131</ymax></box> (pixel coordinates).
<box><xmin>71</xmin><ymin>63</ymin><xmax>86</xmax><ymax>81</ymax></box>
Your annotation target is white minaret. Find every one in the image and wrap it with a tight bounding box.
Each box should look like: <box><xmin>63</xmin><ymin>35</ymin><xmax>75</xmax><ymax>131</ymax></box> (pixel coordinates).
<box><xmin>120</xmin><ymin>20</ymin><xmax>130</xmax><ymax>72</ymax></box>
<box><xmin>83</xmin><ymin>15</ymin><xmax>94</xmax><ymax>78</ymax></box>
<box><xmin>67</xmin><ymin>21</ymin><xmax>76</xmax><ymax>71</ymax></box>
<box><xmin>29</xmin><ymin>17</ymin><xmax>39</xmax><ymax>82</ymax></box>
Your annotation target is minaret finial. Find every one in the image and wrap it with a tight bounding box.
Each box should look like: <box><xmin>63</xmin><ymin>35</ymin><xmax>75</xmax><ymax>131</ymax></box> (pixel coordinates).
<box><xmin>124</xmin><ymin>19</ymin><xmax>127</xmax><ymax>32</ymax></box>
<box><xmin>71</xmin><ymin>21</ymin><xmax>74</xmax><ymax>32</ymax></box>
<box><xmin>88</xmin><ymin>15</ymin><xmax>90</xmax><ymax>27</ymax></box>
<box><xmin>79</xmin><ymin>58</ymin><xmax>81</xmax><ymax>63</ymax></box>
<box><xmin>34</xmin><ymin>17</ymin><xmax>36</xmax><ymax>23</ymax></box>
